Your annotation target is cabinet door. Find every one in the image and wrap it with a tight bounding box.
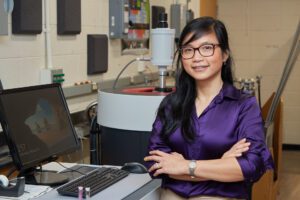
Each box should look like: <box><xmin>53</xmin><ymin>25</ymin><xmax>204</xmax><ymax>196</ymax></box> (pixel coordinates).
<box><xmin>0</xmin><ymin>0</ymin><xmax>8</xmax><ymax>35</ymax></box>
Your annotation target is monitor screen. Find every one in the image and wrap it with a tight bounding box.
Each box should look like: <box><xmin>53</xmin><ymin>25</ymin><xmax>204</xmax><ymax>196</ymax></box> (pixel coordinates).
<box><xmin>0</xmin><ymin>83</ymin><xmax>80</xmax><ymax>172</ymax></box>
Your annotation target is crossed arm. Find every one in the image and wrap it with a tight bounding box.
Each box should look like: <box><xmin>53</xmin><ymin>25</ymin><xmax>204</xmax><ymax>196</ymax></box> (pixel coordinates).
<box><xmin>144</xmin><ymin>138</ymin><xmax>250</xmax><ymax>182</ymax></box>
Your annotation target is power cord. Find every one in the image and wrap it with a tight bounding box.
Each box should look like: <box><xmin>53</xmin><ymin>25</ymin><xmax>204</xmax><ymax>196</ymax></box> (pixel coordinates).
<box><xmin>6</xmin><ymin>165</ymin><xmax>17</xmax><ymax>178</ymax></box>
<box><xmin>90</xmin><ymin>116</ymin><xmax>101</xmax><ymax>165</ymax></box>
<box><xmin>55</xmin><ymin>162</ymin><xmax>86</xmax><ymax>175</ymax></box>
<box><xmin>112</xmin><ymin>57</ymin><xmax>151</xmax><ymax>90</ymax></box>
<box><xmin>79</xmin><ymin>137</ymin><xmax>85</xmax><ymax>164</ymax></box>
<box><xmin>144</xmin><ymin>65</ymin><xmax>156</xmax><ymax>86</ymax></box>
<box><xmin>74</xmin><ymin>125</ymin><xmax>87</xmax><ymax>164</ymax></box>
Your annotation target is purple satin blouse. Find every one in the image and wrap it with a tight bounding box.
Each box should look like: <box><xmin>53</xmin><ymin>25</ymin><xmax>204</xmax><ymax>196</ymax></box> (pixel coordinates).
<box><xmin>146</xmin><ymin>83</ymin><xmax>274</xmax><ymax>199</ymax></box>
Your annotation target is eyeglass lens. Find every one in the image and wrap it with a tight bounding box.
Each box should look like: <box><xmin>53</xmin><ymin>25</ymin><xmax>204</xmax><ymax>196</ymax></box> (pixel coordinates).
<box><xmin>181</xmin><ymin>44</ymin><xmax>217</xmax><ymax>59</ymax></box>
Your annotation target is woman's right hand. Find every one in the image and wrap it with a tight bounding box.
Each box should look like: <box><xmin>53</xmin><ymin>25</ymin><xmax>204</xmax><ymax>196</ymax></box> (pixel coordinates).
<box><xmin>222</xmin><ymin>138</ymin><xmax>250</xmax><ymax>159</ymax></box>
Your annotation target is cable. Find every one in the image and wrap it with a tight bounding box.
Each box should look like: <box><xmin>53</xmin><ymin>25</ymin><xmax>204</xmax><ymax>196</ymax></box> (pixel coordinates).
<box><xmin>90</xmin><ymin>116</ymin><xmax>101</xmax><ymax>165</ymax></box>
<box><xmin>79</xmin><ymin>137</ymin><xmax>84</xmax><ymax>164</ymax></box>
<box><xmin>85</xmin><ymin>101</ymin><xmax>98</xmax><ymax>123</ymax></box>
<box><xmin>6</xmin><ymin>165</ymin><xmax>17</xmax><ymax>178</ymax></box>
<box><xmin>112</xmin><ymin>59</ymin><xmax>137</xmax><ymax>90</ymax></box>
<box><xmin>55</xmin><ymin>162</ymin><xmax>86</xmax><ymax>175</ymax></box>
<box><xmin>144</xmin><ymin>65</ymin><xmax>156</xmax><ymax>86</ymax></box>
<box><xmin>112</xmin><ymin>57</ymin><xmax>151</xmax><ymax>90</ymax></box>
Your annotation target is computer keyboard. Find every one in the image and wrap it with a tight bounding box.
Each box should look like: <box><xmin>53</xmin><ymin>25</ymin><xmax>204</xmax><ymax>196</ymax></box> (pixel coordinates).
<box><xmin>57</xmin><ymin>167</ymin><xmax>130</xmax><ymax>198</ymax></box>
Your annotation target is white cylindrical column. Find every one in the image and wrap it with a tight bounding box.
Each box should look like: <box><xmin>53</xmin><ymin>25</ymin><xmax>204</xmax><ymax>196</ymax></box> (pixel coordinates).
<box><xmin>151</xmin><ymin>28</ymin><xmax>175</xmax><ymax>66</ymax></box>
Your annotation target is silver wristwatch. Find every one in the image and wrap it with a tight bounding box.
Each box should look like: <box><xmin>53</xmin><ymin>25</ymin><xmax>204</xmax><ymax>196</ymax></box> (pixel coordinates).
<box><xmin>188</xmin><ymin>160</ymin><xmax>197</xmax><ymax>178</ymax></box>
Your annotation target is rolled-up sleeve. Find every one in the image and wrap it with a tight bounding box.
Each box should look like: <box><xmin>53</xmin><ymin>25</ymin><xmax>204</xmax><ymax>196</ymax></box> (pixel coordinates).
<box><xmin>145</xmin><ymin>117</ymin><xmax>172</xmax><ymax>177</ymax></box>
<box><xmin>236</xmin><ymin>96</ymin><xmax>274</xmax><ymax>183</ymax></box>
<box><xmin>148</xmin><ymin>117</ymin><xmax>172</xmax><ymax>151</ymax></box>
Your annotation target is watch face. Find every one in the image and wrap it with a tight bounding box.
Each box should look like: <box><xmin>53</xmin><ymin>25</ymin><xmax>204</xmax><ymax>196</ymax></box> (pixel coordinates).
<box><xmin>189</xmin><ymin>161</ymin><xmax>196</xmax><ymax>168</ymax></box>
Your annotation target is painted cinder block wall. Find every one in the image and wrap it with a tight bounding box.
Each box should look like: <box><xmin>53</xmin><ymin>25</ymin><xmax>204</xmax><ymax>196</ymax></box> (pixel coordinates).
<box><xmin>218</xmin><ymin>0</ymin><xmax>300</xmax><ymax>144</ymax></box>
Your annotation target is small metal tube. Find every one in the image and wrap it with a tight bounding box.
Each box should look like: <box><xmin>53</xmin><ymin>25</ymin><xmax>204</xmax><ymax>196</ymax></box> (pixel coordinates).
<box><xmin>85</xmin><ymin>187</ymin><xmax>91</xmax><ymax>199</ymax></box>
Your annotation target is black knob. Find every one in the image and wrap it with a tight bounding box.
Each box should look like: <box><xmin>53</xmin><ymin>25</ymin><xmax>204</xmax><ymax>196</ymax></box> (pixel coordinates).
<box><xmin>157</xmin><ymin>13</ymin><xmax>168</xmax><ymax>28</ymax></box>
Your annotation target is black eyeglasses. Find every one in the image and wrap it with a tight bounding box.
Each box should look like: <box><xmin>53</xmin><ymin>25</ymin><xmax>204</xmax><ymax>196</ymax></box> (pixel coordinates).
<box><xmin>179</xmin><ymin>43</ymin><xmax>220</xmax><ymax>59</ymax></box>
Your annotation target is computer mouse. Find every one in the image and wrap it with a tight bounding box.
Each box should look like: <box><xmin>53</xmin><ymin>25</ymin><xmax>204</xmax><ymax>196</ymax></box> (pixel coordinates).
<box><xmin>121</xmin><ymin>162</ymin><xmax>148</xmax><ymax>174</ymax></box>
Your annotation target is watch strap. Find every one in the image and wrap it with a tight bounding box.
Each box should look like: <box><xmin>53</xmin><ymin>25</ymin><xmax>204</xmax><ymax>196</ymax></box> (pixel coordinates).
<box><xmin>189</xmin><ymin>160</ymin><xmax>197</xmax><ymax>178</ymax></box>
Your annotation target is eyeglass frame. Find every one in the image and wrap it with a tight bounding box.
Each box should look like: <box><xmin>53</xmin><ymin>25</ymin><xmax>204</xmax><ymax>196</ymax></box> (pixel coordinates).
<box><xmin>178</xmin><ymin>43</ymin><xmax>220</xmax><ymax>59</ymax></box>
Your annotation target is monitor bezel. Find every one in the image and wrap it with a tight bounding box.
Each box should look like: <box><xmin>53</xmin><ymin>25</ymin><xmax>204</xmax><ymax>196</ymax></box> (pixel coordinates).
<box><xmin>0</xmin><ymin>83</ymin><xmax>80</xmax><ymax>171</ymax></box>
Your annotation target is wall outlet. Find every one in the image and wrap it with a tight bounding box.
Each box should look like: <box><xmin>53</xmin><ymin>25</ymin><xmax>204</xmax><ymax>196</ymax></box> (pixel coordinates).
<box><xmin>40</xmin><ymin>68</ymin><xmax>65</xmax><ymax>84</ymax></box>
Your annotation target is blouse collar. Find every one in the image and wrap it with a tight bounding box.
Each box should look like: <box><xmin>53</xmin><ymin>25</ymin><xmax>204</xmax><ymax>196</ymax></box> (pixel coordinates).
<box><xmin>215</xmin><ymin>83</ymin><xmax>241</xmax><ymax>104</ymax></box>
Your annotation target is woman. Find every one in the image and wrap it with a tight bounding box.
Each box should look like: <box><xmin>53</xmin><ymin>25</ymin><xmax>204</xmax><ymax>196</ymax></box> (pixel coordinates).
<box><xmin>144</xmin><ymin>17</ymin><xmax>274</xmax><ymax>200</ymax></box>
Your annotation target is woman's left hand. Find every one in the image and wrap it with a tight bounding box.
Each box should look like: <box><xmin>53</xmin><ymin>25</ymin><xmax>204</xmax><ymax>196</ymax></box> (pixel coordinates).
<box><xmin>222</xmin><ymin>138</ymin><xmax>250</xmax><ymax>159</ymax></box>
<box><xmin>144</xmin><ymin>150</ymin><xmax>188</xmax><ymax>176</ymax></box>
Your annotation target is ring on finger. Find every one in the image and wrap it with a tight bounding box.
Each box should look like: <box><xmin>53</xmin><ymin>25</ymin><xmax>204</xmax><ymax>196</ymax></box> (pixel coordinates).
<box><xmin>155</xmin><ymin>163</ymin><xmax>160</xmax><ymax>169</ymax></box>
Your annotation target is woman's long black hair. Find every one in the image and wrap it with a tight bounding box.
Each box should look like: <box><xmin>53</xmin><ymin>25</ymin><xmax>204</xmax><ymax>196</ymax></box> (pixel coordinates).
<box><xmin>157</xmin><ymin>17</ymin><xmax>234</xmax><ymax>142</ymax></box>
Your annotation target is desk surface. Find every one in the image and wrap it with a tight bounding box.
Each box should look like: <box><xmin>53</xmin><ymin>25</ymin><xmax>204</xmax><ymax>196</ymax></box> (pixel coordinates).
<box><xmin>35</xmin><ymin>163</ymin><xmax>161</xmax><ymax>200</ymax></box>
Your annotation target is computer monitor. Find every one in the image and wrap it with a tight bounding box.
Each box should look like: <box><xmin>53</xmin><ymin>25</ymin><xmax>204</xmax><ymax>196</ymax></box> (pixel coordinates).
<box><xmin>0</xmin><ymin>83</ymin><xmax>80</xmax><ymax>185</ymax></box>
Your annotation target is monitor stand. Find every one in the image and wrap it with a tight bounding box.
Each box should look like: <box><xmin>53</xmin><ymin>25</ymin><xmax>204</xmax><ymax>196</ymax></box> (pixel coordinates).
<box><xmin>19</xmin><ymin>168</ymin><xmax>69</xmax><ymax>186</ymax></box>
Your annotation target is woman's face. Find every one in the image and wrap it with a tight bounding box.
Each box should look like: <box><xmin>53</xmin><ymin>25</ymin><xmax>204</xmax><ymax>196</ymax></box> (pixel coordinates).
<box><xmin>181</xmin><ymin>31</ymin><xmax>228</xmax><ymax>83</ymax></box>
